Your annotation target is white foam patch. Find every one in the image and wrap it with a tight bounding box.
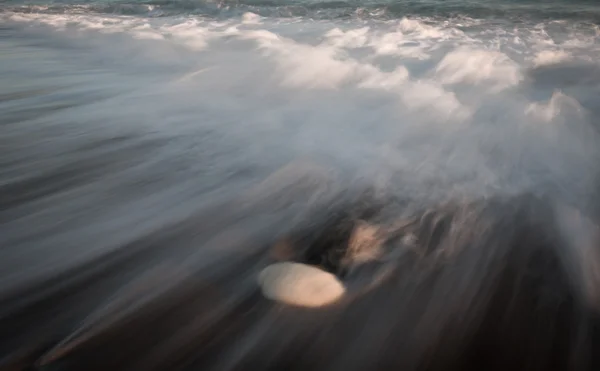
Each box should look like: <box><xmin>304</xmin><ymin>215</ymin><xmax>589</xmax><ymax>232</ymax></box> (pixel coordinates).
<box><xmin>241</xmin><ymin>27</ymin><xmax>470</xmax><ymax>118</ymax></box>
<box><xmin>246</xmin><ymin>30</ymin><xmax>375</xmax><ymax>90</ymax></box>
<box><xmin>254</xmin><ymin>32</ymin><xmax>375</xmax><ymax>89</ymax></box>
<box><xmin>398</xmin><ymin>17</ymin><xmax>457</xmax><ymax>39</ymax></box>
<box><xmin>7</xmin><ymin>12</ymin><xmax>146</xmax><ymax>33</ymax></box>
<box><xmin>368</xmin><ymin>30</ymin><xmax>431</xmax><ymax>60</ymax></box>
<box><xmin>532</xmin><ymin>50</ymin><xmax>572</xmax><ymax>67</ymax></box>
<box><xmin>435</xmin><ymin>47</ymin><xmax>522</xmax><ymax>92</ymax></box>
<box><xmin>241</xmin><ymin>12</ymin><xmax>263</xmax><ymax>25</ymax></box>
<box><xmin>160</xmin><ymin>20</ymin><xmax>212</xmax><ymax>51</ymax></box>
<box><xmin>401</xmin><ymin>80</ymin><xmax>470</xmax><ymax>118</ymax></box>
<box><xmin>4</xmin><ymin>10</ymin><xmax>600</xmax><ymax>202</ymax></box>
<box><xmin>258</xmin><ymin>262</ymin><xmax>346</xmax><ymax>307</ymax></box>
<box><xmin>132</xmin><ymin>24</ymin><xmax>164</xmax><ymax>40</ymax></box>
<box><xmin>324</xmin><ymin>27</ymin><xmax>370</xmax><ymax>49</ymax></box>
<box><xmin>322</xmin><ymin>18</ymin><xmax>468</xmax><ymax>61</ymax></box>
<box><xmin>358</xmin><ymin>66</ymin><xmax>410</xmax><ymax>90</ymax></box>
<box><xmin>5</xmin><ymin>13</ymin><xmax>215</xmax><ymax>50</ymax></box>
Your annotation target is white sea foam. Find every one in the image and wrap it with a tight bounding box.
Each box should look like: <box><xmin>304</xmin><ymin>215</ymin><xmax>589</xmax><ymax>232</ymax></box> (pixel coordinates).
<box><xmin>2</xmin><ymin>11</ymin><xmax>600</xmax><ymax>203</ymax></box>
<box><xmin>532</xmin><ymin>50</ymin><xmax>572</xmax><ymax>67</ymax></box>
<box><xmin>526</xmin><ymin>90</ymin><xmax>584</xmax><ymax>122</ymax></box>
<box><xmin>241</xmin><ymin>12</ymin><xmax>263</xmax><ymax>25</ymax></box>
<box><xmin>435</xmin><ymin>47</ymin><xmax>522</xmax><ymax>91</ymax></box>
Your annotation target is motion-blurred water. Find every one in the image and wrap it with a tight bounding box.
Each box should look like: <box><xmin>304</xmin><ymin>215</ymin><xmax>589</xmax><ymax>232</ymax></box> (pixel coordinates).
<box><xmin>2</xmin><ymin>0</ymin><xmax>600</xmax><ymax>369</ymax></box>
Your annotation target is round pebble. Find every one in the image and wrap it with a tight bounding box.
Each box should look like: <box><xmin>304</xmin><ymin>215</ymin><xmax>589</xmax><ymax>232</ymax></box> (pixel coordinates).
<box><xmin>258</xmin><ymin>262</ymin><xmax>346</xmax><ymax>307</ymax></box>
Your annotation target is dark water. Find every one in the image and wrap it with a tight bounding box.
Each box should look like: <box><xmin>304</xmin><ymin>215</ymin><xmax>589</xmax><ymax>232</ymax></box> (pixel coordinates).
<box><xmin>2</xmin><ymin>0</ymin><xmax>600</xmax><ymax>370</ymax></box>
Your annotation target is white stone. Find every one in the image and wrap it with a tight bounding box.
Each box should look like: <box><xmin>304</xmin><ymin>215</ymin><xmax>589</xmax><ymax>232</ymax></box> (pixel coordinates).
<box><xmin>258</xmin><ymin>262</ymin><xmax>346</xmax><ymax>307</ymax></box>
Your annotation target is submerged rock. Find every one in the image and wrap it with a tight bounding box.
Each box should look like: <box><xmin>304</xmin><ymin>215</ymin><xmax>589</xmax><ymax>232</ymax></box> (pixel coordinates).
<box><xmin>258</xmin><ymin>262</ymin><xmax>346</xmax><ymax>307</ymax></box>
<box><xmin>345</xmin><ymin>221</ymin><xmax>384</xmax><ymax>265</ymax></box>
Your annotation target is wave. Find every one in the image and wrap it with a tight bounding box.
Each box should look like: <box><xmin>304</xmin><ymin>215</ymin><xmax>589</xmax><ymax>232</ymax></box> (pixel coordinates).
<box><xmin>3</xmin><ymin>0</ymin><xmax>600</xmax><ymax>21</ymax></box>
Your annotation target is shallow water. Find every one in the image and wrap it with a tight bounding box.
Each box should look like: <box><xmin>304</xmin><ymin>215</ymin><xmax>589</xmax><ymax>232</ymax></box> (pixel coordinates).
<box><xmin>2</xmin><ymin>1</ymin><xmax>600</xmax><ymax>370</ymax></box>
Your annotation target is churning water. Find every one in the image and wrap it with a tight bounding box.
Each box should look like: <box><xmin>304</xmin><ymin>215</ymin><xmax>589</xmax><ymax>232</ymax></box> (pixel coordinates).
<box><xmin>2</xmin><ymin>0</ymin><xmax>600</xmax><ymax>370</ymax></box>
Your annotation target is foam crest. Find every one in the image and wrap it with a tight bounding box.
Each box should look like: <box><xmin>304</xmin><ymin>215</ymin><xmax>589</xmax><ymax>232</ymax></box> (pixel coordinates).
<box><xmin>324</xmin><ymin>27</ymin><xmax>370</xmax><ymax>49</ymax></box>
<box><xmin>398</xmin><ymin>17</ymin><xmax>455</xmax><ymax>39</ymax></box>
<box><xmin>435</xmin><ymin>47</ymin><xmax>522</xmax><ymax>92</ymax></box>
<box><xmin>244</xmin><ymin>28</ymin><xmax>470</xmax><ymax>118</ymax></box>
<box><xmin>242</xmin><ymin>12</ymin><xmax>263</xmax><ymax>25</ymax></box>
<box><xmin>532</xmin><ymin>50</ymin><xmax>572</xmax><ymax>67</ymax></box>
<box><xmin>2</xmin><ymin>10</ymin><xmax>600</xmax><ymax>203</ymax></box>
<box><xmin>160</xmin><ymin>20</ymin><xmax>212</xmax><ymax>51</ymax></box>
<box><xmin>247</xmin><ymin>31</ymin><xmax>367</xmax><ymax>89</ymax></box>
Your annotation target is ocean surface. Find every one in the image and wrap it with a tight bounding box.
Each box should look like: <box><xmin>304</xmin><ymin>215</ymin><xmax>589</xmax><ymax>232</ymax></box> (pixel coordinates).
<box><xmin>2</xmin><ymin>0</ymin><xmax>600</xmax><ymax>370</ymax></box>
